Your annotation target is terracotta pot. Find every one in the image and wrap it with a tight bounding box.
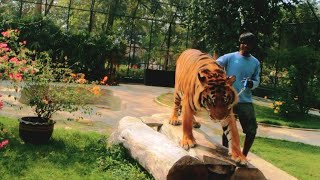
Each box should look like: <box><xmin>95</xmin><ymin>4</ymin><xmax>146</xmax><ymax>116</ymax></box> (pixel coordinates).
<box><xmin>19</xmin><ymin>117</ymin><xmax>55</xmax><ymax>144</ymax></box>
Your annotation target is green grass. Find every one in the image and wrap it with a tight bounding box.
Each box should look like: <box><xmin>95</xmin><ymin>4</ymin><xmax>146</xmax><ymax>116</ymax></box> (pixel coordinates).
<box><xmin>0</xmin><ymin>117</ymin><xmax>152</xmax><ymax>180</ymax></box>
<box><xmin>157</xmin><ymin>93</ymin><xmax>320</xmax><ymax>129</ymax></box>
<box><xmin>251</xmin><ymin>137</ymin><xmax>320</xmax><ymax>180</ymax></box>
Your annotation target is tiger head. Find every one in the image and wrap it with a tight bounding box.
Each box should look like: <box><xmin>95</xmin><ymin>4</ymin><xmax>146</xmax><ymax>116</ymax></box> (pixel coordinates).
<box><xmin>198</xmin><ymin>65</ymin><xmax>238</xmax><ymax>121</ymax></box>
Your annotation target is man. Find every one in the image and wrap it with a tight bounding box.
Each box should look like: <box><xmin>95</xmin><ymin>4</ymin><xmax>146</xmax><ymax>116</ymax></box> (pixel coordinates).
<box><xmin>216</xmin><ymin>32</ymin><xmax>261</xmax><ymax>157</ymax></box>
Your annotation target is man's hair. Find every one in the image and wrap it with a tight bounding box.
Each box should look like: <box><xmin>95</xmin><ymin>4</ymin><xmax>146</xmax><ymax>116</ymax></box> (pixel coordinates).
<box><xmin>239</xmin><ymin>32</ymin><xmax>256</xmax><ymax>45</ymax></box>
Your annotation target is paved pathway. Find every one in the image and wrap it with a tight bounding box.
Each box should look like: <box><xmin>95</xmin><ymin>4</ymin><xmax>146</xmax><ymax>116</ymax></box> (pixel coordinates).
<box><xmin>1</xmin><ymin>83</ymin><xmax>319</xmax><ymax>180</ymax></box>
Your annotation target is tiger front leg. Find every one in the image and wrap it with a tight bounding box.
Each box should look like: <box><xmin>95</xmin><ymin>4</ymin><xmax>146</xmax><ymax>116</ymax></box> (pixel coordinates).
<box><xmin>169</xmin><ymin>91</ymin><xmax>182</xmax><ymax>126</ymax></box>
<box><xmin>221</xmin><ymin>116</ymin><xmax>248</xmax><ymax>166</ymax></box>
<box><xmin>181</xmin><ymin>103</ymin><xmax>196</xmax><ymax>150</ymax></box>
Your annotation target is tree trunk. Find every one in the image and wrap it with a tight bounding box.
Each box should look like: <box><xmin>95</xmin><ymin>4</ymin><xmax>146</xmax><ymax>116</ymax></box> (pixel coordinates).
<box><xmin>36</xmin><ymin>0</ymin><xmax>42</xmax><ymax>15</ymax></box>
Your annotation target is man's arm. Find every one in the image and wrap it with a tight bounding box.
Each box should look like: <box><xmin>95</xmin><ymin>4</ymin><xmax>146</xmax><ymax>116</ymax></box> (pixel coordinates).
<box><xmin>250</xmin><ymin>63</ymin><xmax>260</xmax><ymax>89</ymax></box>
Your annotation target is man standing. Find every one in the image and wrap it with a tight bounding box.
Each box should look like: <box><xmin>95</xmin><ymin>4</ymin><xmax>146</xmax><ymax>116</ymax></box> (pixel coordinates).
<box><xmin>216</xmin><ymin>32</ymin><xmax>261</xmax><ymax>157</ymax></box>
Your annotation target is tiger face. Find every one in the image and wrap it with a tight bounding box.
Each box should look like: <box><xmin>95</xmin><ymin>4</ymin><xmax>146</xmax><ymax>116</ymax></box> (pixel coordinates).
<box><xmin>199</xmin><ymin>67</ymin><xmax>237</xmax><ymax>120</ymax></box>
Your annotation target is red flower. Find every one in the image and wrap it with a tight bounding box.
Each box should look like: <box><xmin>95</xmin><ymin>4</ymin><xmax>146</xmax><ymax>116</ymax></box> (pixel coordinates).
<box><xmin>0</xmin><ymin>139</ymin><xmax>9</xmax><ymax>149</ymax></box>
<box><xmin>0</xmin><ymin>43</ymin><xmax>8</xmax><ymax>48</ymax></box>
<box><xmin>9</xmin><ymin>57</ymin><xmax>19</xmax><ymax>64</ymax></box>
<box><xmin>0</xmin><ymin>43</ymin><xmax>10</xmax><ymax>52</ymax></box>
<box><xmin>1</xmin><ymin>31</ymin><xmax>10</xmax><ymax>37</ymax></box>
<box><xmin>0</xmin><ymin>55</ymin><xmax>8</xmax><ymax>62</ymax></box>
<box><xmin>9</xmin><ymin>73</ymin><xmax>23</xmax><ymax>81</ymax></box>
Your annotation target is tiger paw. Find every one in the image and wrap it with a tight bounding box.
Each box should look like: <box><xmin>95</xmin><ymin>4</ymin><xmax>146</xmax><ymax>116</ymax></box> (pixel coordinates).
<box><xmin>169</xmin><ymin>118</ymin><xmax>181</xmax><ymax>126</ymax></box>
<box><xmin>181</xmin><ymin>135</ymin><xmax>196</xmax><ymax>150</ymax></box>
<box><xmin>231</xmin><ymin>154</ymin><xmax>248</xmax><ymax>166</ymax></box>
<box><xmin>192</xmin><ymin>121</ymin><xmax>201</xmax><ymax>128</ymax></box>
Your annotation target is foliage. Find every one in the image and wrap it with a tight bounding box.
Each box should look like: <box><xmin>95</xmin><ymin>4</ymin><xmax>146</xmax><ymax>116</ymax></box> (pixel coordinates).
<box><xmin>190</xmin><ymin>0</ymin><xmax>282</xmax><ymax>60</ymax></box>
<box><xmin>0</xmin><ymin>16</ymin><xmax>127</xmax><ymax>83</ymax></box>
<box><xmin>266</xmin><ymin>46</ymin><xmax>320</xmax><ymax>116</ymax></box>
<box><xmin>0</xmin><ymin>117</ymin><xmax>152</xmax><ymax>179</ymax></box>
<box><xmin>0</xmin><ymin>28</ymin><xmax>99</xmax><ymax>121</ymax></box>
<box><xmin>117</xmin><ymin>64</ymin><xmax>144</xmax><ymax>79</ymax></box>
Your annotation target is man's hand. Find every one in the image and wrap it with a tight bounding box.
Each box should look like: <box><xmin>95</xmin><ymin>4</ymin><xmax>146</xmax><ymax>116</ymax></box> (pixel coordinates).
<box><xmin>242</xmin><ymin>78</ymin><xmax>253</xmax><ymax>89</ymax></box>
<box><xmin>246</xmin><ymin>80</ymin><xmax>253</xmax><ymax>88</ymax></box>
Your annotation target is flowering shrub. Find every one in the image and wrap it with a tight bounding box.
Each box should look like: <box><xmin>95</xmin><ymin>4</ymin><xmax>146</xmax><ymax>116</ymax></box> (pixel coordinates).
<box><xmin>272</xmin><ymin>96</ymin><xmax>300</xmax><ymax>117</ymax></box>
<box><xmin>0</xmin><ymin>29</ymin><xmax>100</xmax><ymax>121</ymax></box>
<box><xmin>272</xmin><ymin>100</ymin><xmax>285</xmax><ymax>114</ymax></box>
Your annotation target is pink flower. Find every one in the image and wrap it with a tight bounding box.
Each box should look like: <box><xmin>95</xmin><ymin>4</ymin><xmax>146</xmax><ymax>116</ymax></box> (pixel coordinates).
<box><xmin>0</xmin><ymin>55</ymin><xmax>8</xmax><ymax>62</ymax></box>
<box><xmin>9</xmin><ymin>73</ymin><xmax>23</xmax><ymax>81</ymax></box>
<box><xmin>0</xmin><ymin>43</ymin><xmax>7</xmax><ymax>48</ymax></box>
<box><xmin>0</xmin><ymin>100</ymin><xmax>3</xmax><ymax>109</ymax></box>
<box><xmin>1</xmin><ymin>31</ymin><xmax>10</xmax><ymax>37</ymax></box>
<box><xmin>0</xmin><ymin>139</ymin><xmax>9</xmax><ymax>149</ymax></box>
<box><xmin>9</xmin><ymin>57</ymin><xmax>19</xmax><ymax>64</ymax></box>
<box><xmin>0</xmin><ymin>43</ymin><xmax>10</xmax><ymax>52</ymax></box>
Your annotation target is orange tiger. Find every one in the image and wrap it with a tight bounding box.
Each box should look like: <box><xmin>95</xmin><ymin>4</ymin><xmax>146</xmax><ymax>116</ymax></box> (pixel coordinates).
<box><xmin>169</xmin><ymin>49</ymin><xmax>247</xmax><ymax>165</ymax></box>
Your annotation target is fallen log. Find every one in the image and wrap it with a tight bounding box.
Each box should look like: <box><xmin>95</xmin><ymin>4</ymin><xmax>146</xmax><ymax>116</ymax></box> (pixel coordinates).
<box><xmin>108</xmin><ymin>116</ymin><xmax>208</xmax><ymax>180</ymax></box>
<box><xmin>156</xmin><ymin>114</ymin><xmax>266</xmax><ymax>180</ymax></box>
<box><xmin>159</xmin><ymin>118</ymin><xmax>237</xmax><ymax>176</ymax></box>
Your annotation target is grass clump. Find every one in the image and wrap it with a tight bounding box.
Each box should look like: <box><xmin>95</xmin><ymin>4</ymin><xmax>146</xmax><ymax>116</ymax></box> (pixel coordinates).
<box><xmin>0</xmin><ymin>117</ymin><xmax>152</xmax><ymax>180</ymax></box>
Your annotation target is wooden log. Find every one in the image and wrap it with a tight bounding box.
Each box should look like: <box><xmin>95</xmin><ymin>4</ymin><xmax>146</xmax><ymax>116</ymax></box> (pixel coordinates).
<box><xmin>108</xmin><ymin>116</ymin><xmax>208</xmax><ymax>180</ymax></box>
<box><xmin>141</xmin><ymin>116</ymin><xmax>163</xmax><ymax>131</ymax></box>
<box><xmin>158</xmin><ymin>118</ymin><xmax>266</xmax><ymax>180</ymax></box>
<box><xmin>159</xmin><ymin>119</ymin><xmax>236</xmax><ymax>174</ymax></box>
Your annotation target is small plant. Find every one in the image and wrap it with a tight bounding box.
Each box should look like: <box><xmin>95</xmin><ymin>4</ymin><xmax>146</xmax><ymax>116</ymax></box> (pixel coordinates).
<box><xmin>0</xmin><ymin>29</ymin><xmax>99</xmax><ymax>122</ymax></box>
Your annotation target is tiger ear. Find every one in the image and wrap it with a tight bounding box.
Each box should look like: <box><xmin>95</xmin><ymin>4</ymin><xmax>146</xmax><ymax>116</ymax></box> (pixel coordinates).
<box><xmin>198</xmin><ymin>68</ymin><xmax>209</xmax><ymax>83</ymax></box>
<box><xmin>226</xmin><ymin>76</ymin><xmax>236</xmax><ymax>85</ymax></box>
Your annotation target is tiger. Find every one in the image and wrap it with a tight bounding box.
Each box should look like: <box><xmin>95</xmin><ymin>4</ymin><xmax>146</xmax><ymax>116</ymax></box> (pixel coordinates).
<box><xmin>169</xmin><ymin>49</ymin><xmax>247</xmax><ymax>165</ymax></box>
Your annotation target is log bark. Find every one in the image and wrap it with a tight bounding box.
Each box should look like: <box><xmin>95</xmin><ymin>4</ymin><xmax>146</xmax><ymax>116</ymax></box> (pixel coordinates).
<box><xmin>108</xmin><ymin>116</ymin><xmax>208</xmax><ymax>180</ymax></box>
<box><xmin>159</xmin><ymin>119</ymin><xmax>237</xmax><ymax>175</ymax></box>
<box><xmin>158</xmin><ymin>116</ymin><xmax>266</xmax><ymax>180</ymax></box>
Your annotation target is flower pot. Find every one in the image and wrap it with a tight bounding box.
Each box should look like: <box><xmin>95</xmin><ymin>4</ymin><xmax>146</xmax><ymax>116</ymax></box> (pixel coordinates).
<box><xmin>19</xmin><ymin>117</ymin><xmax>56</xmax><ymax>144</ymax></box>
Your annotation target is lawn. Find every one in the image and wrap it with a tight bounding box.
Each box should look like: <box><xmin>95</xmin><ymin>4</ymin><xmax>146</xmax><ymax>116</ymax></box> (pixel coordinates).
<box><xmin>0</xmin><ymin>117</ymin><xmax>152</xmax><ymax>180</ymax></box>
<box><xmin>157</xmin><ymin>93</ymin><xmax>320</xmax><ymax>129</ymax></box>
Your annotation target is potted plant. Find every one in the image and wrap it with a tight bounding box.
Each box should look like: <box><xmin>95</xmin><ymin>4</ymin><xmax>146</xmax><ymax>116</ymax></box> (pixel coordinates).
<box><xmin>0</xmin><ymin>29</ymin><xmax>99</xmax><ymax>144</ymax></box>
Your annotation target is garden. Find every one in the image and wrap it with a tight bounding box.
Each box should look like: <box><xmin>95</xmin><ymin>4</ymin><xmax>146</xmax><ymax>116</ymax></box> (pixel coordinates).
<box><xmin>0</xmin><ymin>0</ymin><xmax>320</xmax><ymax>180</ymax></box>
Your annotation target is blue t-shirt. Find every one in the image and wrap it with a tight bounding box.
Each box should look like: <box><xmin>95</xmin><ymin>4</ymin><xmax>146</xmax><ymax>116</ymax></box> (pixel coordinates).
<box><xmin>216</xmin><ymin>52</ymin><xmax>260</xmax><ymax>103</ymax></box>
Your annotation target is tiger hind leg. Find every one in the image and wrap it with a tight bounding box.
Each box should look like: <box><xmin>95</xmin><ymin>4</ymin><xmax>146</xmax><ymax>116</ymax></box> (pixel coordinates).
<box><xmin>221</xmin><ymin>116</ymin><xmax>247</xmax><ymax>166</ymax></box>
<box><xmin>169</xmin><ymin>91</ymin><xmax>182</xmax><ymax>126</ymax></box>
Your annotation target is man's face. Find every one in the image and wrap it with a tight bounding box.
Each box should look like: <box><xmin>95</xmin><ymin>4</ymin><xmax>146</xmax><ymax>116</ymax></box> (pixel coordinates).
<box><xmin>239</xmin><ymin>41</ymin><xmax>254</xmax><ymax>55</ymax></box>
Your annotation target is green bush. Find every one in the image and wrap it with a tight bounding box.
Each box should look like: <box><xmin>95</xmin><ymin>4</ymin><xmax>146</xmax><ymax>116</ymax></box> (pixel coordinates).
<box><xmin>0</xmin><ymin>16</ymin><xmax>127</xmax><ymax>82</ymax></box>
<box><xmin>267</xmin><ymin>46</ymin><xmax>320</xmax><ymax>117</ymax></box>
